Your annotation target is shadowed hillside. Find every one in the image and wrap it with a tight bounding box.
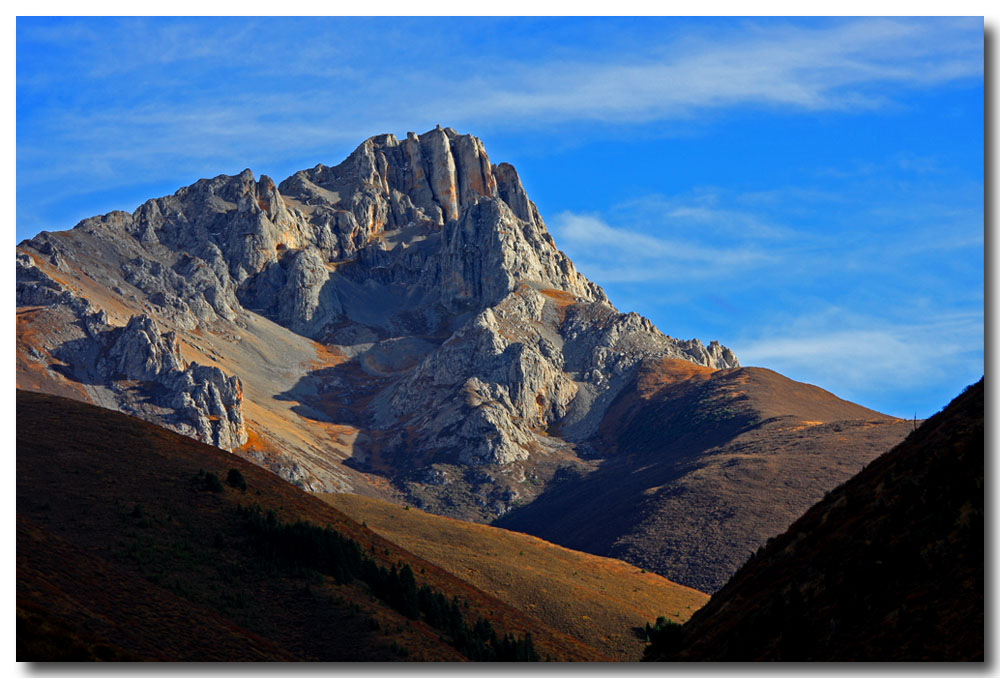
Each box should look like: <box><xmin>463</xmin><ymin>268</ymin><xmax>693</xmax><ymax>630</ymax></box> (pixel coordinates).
<box><xmin>497</xmin><ymin>360</ymin><xmax>913</xmax><ymax>592</ymax></box>
<box><xmin>647</xmin><ymin>378</ymin><xmax>984</xmax><ymax>661</ymax></box>
<box><xmin>16</xmin><ymin>390</ymin><xmax>608</xmax><ymax>661</ymax></box>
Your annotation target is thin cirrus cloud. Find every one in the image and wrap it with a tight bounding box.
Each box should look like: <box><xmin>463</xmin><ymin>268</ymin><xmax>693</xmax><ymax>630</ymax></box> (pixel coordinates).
<box><xmin>442</xmin><ymin>17</ymin><xmax>981</xmax><ymax>124</ymax></box>
<box><xmin>15</xmin><ymin>16</ymin><xmax>982</xmax><ymax>244</ymax></box>
<box><xmin>547</xmin><ymin>180</ymin><xmax>982</xmax><ymax>417</ymax></box>
<box><xmin>732</xmin><ymin>309</ymin><xmax>984</xmax><ymax>416</ymax></box>
<box><xmin>549</xmin><ymin>210</ymin><xmax>778</xmax><ymax>283</ymax></box>
<box><xmin>616</xmin><ymin>193</ymin><xmax>801</xmax><ymax>240</ymax></box>
<box><xmin>19</xmin><ymin>17</ymin><xmax>983</xmax><ymax>150</ymax></box>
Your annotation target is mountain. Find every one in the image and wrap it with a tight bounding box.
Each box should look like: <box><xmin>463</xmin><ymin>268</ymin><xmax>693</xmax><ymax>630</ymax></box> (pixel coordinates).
<box><xmin>16</xmin><ymin>126</ymin><xmax>910</xmax><ymax>592</ymax></box>
<box><xmin>646</xmin><ymin>378</ymin><xmax>984</xmax><ymax>661</ymax></box>
<box><xmin>16</xmin><ymin>125</ymin><xmax>735</xmax><ymax>496</ymax></box>
<box><xmin>17</xmin><ymin>389</ymin><xmax>619</xmax><ymax>661</ymax></box>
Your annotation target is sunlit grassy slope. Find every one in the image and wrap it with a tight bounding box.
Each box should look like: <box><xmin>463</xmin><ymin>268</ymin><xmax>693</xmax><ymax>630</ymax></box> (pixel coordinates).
<box><xmin>322</xmin><ymin>492</ymin><xmax>709</xmax><ymax>660</ymax></box>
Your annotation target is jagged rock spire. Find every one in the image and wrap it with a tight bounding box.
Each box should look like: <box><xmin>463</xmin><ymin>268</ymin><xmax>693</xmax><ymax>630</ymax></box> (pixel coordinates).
<box><xmin>16</xmin><ymin>126</ymin><xmax>737</xmax><ymax>491</ymax></box>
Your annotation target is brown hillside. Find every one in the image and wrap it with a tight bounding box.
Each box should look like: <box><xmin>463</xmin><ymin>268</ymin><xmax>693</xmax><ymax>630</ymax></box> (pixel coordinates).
<box><xmin>16</xmin><ymin>390</ymin><xmax>608</xmax><ymax>661</ymax></box>
<box><xmin>498</xmin><ymin>365</ymin><xmax>912</xmax><ymax>593</ymax></box>
<box><xmin>322</xmin><ymin>492</ymin><xmax>709</xmax><ymax>660</ymax></box>
<box><xmin>18</xmin><ymin>517</ymin><xmax>295</xmax><ymax>661</ymax></box>
<box><xmin>653</xmin><ymin>378</ymin><xmax>984</xmax><ymax>661</ymax></box>
<box><xmin>723</xmin><ymin>366</ymin><xmax>891</xmax><ymax>422</ymax></box>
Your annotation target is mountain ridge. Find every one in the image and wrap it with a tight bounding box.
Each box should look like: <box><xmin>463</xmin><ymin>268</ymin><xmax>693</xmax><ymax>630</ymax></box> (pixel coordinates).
<box><xmin>16</xmin><ymin>125</ymin><xmax>737</xmax><ymax>499</ymax></box>
<box><xmin>495</xmin><ymin>360</ymin><xmax>911</xmax><ymax>592</ymax></box>
<box><xmin>16</xmin><ymin>126</ymin><xmax>910</xmax><ymax>593</ymax></box>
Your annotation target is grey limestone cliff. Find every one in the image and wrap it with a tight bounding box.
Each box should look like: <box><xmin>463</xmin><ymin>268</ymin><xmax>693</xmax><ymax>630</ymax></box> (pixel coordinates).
<box><xmin>17</xmin><ymin>252</ymin><xmax>246</xmax><ymax>449</ymax></box>
<box><xmin>16</xmin><ymin>125</ymin><xmax>738</xmax><ymax>512</ymax></box>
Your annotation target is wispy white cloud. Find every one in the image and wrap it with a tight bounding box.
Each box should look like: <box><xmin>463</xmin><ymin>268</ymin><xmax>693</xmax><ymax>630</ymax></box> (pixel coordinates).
<box><xmin>815</xmin><ymin>150</ymin><xmax>968</xmax><ymax>182</ymax></box>
<box><xmin>15</xmin><ymin>16</ymin><xmax>983</xmax><ymax>246</ymax></box>
<box><xmin>616</xmin><ymin>193</ymin><xmax>799</xmax><ymax>240</ymax></box>
<box><xmin>732</xmin><ymin>307</ymin><xmax>983</xmax><ymax>415</ymax></box>
<box><xmin>17</xmin><ymin>17</ymin><xmax>983</xmax><ymax>164</ymax></box>
<box><xmin>550</xmin><ymin>211</ymin><xmax>778</xmax><ymax>282</ymax></box>
<box><xmin>550</xmin><ymin>169</ymin><xmax>983</xmax><ymax>288</ymax></box>
<box><xmin>546</xmin><ymin>177</ymin><xmax>982</xmax><ymax>417</ymax></box>
<box><xmin>437</xmin><ymin>17</ymin><xmax>982</xmax><ymax>123</ymax></box>
<box><xmin>735</xmin><ymin>187</ymin><xmax>845</xmax><ymax>206</ymax></box>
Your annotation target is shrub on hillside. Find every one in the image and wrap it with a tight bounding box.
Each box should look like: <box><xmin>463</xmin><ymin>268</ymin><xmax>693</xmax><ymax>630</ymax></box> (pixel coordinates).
<box><xmin>226</xmin><ymin>469</ymin><xmax>247</xmax><ymax>492</ymax></box>
<box><xmin>643</xmin><ymin>616</ymin><xmax>684</xmax><ymax>659</ymax></box>
<box><xmin>203</xmin><ymin>472</ymin><xmax>223</xmax><ymax>493</ymax></box>
<box><xmin>233</xmin><ymin>502</ymin><xmax>539</xmax><ymax>661</ymax></box>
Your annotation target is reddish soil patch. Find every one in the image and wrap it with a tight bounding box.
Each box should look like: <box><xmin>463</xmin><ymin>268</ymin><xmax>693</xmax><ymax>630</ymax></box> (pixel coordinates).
<box><xmin>635</xmin><ymin>358</ymin><xmax>717</xmax><ymax>399</ymax></box>
<box><xmin>538</xmin><ymin>288</ymin><xmax>578</xmax><ymax>323</ymax></box>
<box><xmin>538</xmin><ymin>288</ymin><xmax>577</xmax><ymax>306</ymax></box>
<box><xmin>310</xmin><ymin>341</ymin><xmax>350</xmax><ymax>369</ymax></box>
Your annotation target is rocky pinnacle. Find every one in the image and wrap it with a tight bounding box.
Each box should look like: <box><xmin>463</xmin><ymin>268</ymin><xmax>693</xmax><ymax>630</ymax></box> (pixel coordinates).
<box><xmin>16</xmin><ymin>127</ymin><xmax>738</xmax><ymax>503</ymax></box>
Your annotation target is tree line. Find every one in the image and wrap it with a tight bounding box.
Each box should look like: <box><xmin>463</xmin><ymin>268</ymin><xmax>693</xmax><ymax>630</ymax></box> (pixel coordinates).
<box><xmin>235</xmin><ymin>502</ymin><xmax>539</xmax><ymax>661</ymax></box>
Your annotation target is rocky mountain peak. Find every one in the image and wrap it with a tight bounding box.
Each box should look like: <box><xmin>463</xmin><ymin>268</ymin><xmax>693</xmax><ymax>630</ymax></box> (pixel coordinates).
<box><xmin>17</xmin><ymin>127</ymin><xmax>738</xmax><ymax>512</ymax></box>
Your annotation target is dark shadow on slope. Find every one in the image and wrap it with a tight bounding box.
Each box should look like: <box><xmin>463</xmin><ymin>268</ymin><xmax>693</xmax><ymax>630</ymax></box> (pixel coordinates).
<box><xmin>494</xmin><ymin>374</ymin><xmax>761</xmax><ymax>564</ymax></box>
<box><xmin>653</xmin><ymin>378</ymin><xmax>984</xmax><ymax>661</ymax></box>
<box><xmin>275</xmin><ymin>360</ymin><xmax>389</xmax><ymax>431</ymax></box>
<box><xmin>274</xmin><ymin>364</ymin><xmax>373</xmax><ymax>427</ymax></box>
<box><xmin>276</xmin><ymin>330</ymin><xmax>444</xmax><ymax>428</ymax></box>
<box><xmin>495</xmin><ymin>365</ymin><xmax>907</xmax><ymax>593</ymax></box>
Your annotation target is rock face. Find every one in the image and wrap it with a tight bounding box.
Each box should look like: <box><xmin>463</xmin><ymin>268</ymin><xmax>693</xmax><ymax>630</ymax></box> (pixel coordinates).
<box><xmin>17</xmin><ymin>254</ymin><xmax>246</xmax><ymax>450</ymax></box>
<box><xmin>15</xmin><ymin>125</ymin><xmax>737</xmax><ymax>510</ymax></box>
<box><xmin>98</xmin><ymin>314</ymin><xmax>185</xmax><ymax>381</ymax></box>
<box><xmin>98</xmin><ymin>315</ymin><xmax>246</xmax><ymax>449</ymax></box>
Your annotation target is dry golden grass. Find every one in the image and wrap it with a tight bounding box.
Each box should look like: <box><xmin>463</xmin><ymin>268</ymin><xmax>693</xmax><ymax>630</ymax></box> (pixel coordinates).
<box><xmin>321</xmin><ymin>493</ymin><xmax>709</xmax><ymax>660</ymax></box>
<box><xmin>309</xmin><ymin>341</ymin><xmax>350</xmax><ymax>369</ymax></box>
<box><xmin>537</xmin><ymin>288</ymin><xmax>577</xmax><ymax>306</ymax></box>
<box><xmin>635</xmin><ymin>357</ymin><xmax>717</xmax><ymax>399</ymax></box>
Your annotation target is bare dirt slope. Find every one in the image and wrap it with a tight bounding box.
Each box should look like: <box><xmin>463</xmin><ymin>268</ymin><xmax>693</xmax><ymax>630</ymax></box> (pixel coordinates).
<box><xmin>15</xmin><ymin>248</ymin><xmax>399</xmax><ymax>500</ymax></box>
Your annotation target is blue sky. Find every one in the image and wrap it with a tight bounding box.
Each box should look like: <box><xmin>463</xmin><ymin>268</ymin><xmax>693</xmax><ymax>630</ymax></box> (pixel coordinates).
<box><xmin>15</xmin><ymin>16</ymin><xmax>984</xmax><ymax>418</ymax></box>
